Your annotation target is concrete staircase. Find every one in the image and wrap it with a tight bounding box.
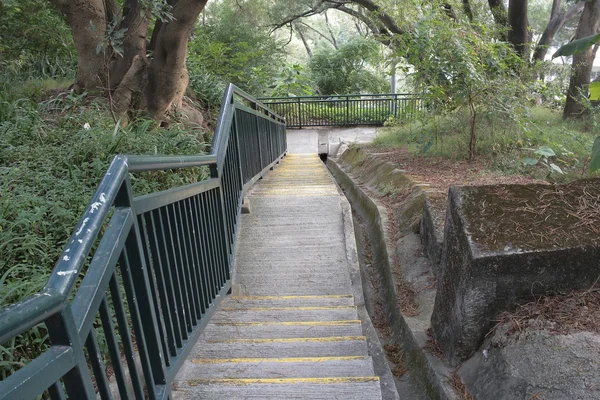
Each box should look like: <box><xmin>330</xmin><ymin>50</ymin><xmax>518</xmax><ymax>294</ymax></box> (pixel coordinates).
<box><xmin>173</xmin><ymin>154</ymin><xmax>384</xmax><ymax>399</ymax></box>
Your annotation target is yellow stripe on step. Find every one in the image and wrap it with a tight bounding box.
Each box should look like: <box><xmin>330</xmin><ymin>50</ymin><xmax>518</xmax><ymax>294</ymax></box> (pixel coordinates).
<box><xmin>219</xmin><ymin>306</ymin><xmax>356</xmax><ymax>311</ymax></box>
<box><xmin>228</xmin><ymin>295</ymin><xmax>353</xmax><ymax>300</ymax></box>
<box><xmin>206</xmin><ymin>336</ymin><xmax>366</xmax><ymax>344</ymax></box>
<box><xmin>211</xmin><ymin>320</ymin><xmax>361</xmax><ymax>326</ymax></box>
<box><xmin>186</xmin><ymin>376</ymin><xmax>380</xmax><ymax>386</ymax></box>
<box><xmin>191</xmin><ymin>356</ymin><xmax>369</xmax><ymax>364</ymax></box>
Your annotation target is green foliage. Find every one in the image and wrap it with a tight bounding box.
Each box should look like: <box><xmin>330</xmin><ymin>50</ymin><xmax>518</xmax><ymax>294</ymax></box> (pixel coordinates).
<box><xmin>308</xmin><ymin>37</ymin><xmax>388</xmax><ymax>95</ymax></box>
<box><xmin>0</xmin><ymin>80</ymin><xmax>209</xmax><ymax>378</ymax></box>
<box><xmin>552</xmin><ymin>33</ymin><xmax>600</xmax><ymax>59</ymax></box>
<box><xmin>591</xmin><ymin>137</ymin><xmax>600</xmax><ymax>172</ymax></box>
<box><xmin>0</xmin><ymin>0</ymin><xmax>76</xmax><ymax>81</ymax></box>
<box><xmin>187</xmin><ymin>0</ymin><xmax>286</xmax><ymax>99</ymax></box>
<box><xmin>374</xmin><ymin>106</ymin><xmax>596</xmax><ymax>180</ymax></box>
<box><xmin>271</xmin><ymin>64</ymin><xmax>315</xmax><ymax>97</ymax></box>
<box><xmin>522</xmin><ymin>146</ymin><xmax>564</xmax><ymax>176</ymax></box>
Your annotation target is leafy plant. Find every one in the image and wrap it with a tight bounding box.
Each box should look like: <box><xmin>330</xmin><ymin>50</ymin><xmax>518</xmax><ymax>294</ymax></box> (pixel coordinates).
<box><xmin>522</xmin><ymin>146</ymin><xmax>564</xmax><ymax>175</ymax></box>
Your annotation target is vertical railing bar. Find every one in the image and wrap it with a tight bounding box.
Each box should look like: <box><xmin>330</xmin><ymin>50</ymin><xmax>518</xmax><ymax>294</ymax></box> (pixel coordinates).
<box><xmin>182</xmin><ymin>197</ymin><xmax>203</xmax><ymax>321</ymax></box>
<box><xmin>85</xmin><ymin>329</ymin><xmax>113</xmax><ymax>400</ymax></box>
<box><xmin>108</xmin><ymin>273</ymin><xmax>145</xmax><ymax>399</ymax></box>
<box><xmin>189</xmin><ymin>195</ymin><xmax>208</xmax><ymax>313</ymax></box>
<box><xmin>164</xmin><ymin>205</ymin><xmax>189</xmax><ymax>341</ymax></box>
<box><xmin>99</xmin><ymin>296</ymin><xmax>132</xmax><ymax>400</ymax></box>
<box><xmin>175</xmin><ymin>201</ymin><xmax>198</xmax><ymax>330</ymax></box>
<box><xmin>48</xmin><ymin>382</ymin><xmax>67</xmax><ymax>400</ymax></box>
<box><xmin>146</xmin><ymin>211</ymin><xmax>178</xmax><ymax>357</ymax></box>
<box><xmin>200</xmin><ymin>191</ymin><xmax>219</xmax><ymax>298</ymax></box>
<box><xmin>171</xmin><ymin>203</ymin><xmax>193</xmax><ymax>335</ymax></box>
<box><xmin>154</xmin><ymin>209</ymin><xmax>183</xmax><ymax>350</ymax></box>
<box><xmin>205</xmin><ymin>191</ymin><xmax>222</xmax><ymax>288</ymax></box>
<box><xmin>210</xmin><ymin>190</ymin><xmax>226</xmax><ymax>286</ymax></box>
<box><xmin>117</xmin><ymin>247</ymin><xmax>158</xmax><ymax>399</ymax></box>
<box><xmin>139</xmin><ymin>214</ymin><xmax>171</xmax><ymax>363</ymax></box>
<box><xmin>196</xmin><ymin>192</ymin><xmax>216</xmax><ymax>307</ymax></box>
<box><xmin>200</xmin><ymin>191</ymin><xmax>218</xmax><ymax>300</ymax></box>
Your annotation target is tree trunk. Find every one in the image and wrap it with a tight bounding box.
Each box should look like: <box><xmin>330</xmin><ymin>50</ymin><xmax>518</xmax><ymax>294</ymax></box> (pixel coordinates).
<box><xmin>462</xmin><ymin>0</ymin><xmax>473</xmax><ymax>22</ymax></box>
<box><xmin>295</xmin><ymin>24</ymin><xmax>313</xmax><ymax>57</ymax></box>
<box><xmin>508</xmin><ymin>0</ymin><xmax>528</xmax><ymax>59</ymax></box>
<box><xmin>324</xmin><ymin>11</ymin><xmax>339</xmax><ymax>50</ymax></box>
<box><xmin>488</xmin><ymin>0</ymin><xmax>509</xmax><ymax>40</ymax></box>
<box><xmin>146</xmin><ymin>0</ymin><xmax>208</xmax><ymax>120</ymax></box>
<box><xmin>109</xmin><ymin>0</ymin><xmax>150</xmax><ymax>89</ymax></box>
<box><xmin>49</xmin><ymin>0</ymin><xmax>107</xmax><ymax>92</ymax></box>
<box><xmin>564</xmin><ymin>0</ymin><xmax>600</xmax><ymax>118</ymax></box>
<box><xmin>532</xmin><ymin>2</ymin><xmax>585</xmax><ymax>63</ymax></box>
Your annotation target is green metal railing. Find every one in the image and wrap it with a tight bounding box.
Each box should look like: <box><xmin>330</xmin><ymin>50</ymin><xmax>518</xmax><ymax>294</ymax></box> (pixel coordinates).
<box><xmin>0</xmin><ymin>84</ymin><xmax>286</xmax><ymax>399</ymax></box>
<box><xmin>259</xmin><ymin>93</ymin><xmax>423</xmax><ymax>128</ymax></box>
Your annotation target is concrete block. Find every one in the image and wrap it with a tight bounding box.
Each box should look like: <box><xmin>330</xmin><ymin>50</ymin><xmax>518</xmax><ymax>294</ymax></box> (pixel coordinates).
<box><xmin>241</xmin><ymin>197</ymin><xmax>251</xmax><ymax>214</ymax></box>
<box><xmin>431</xmin><ymin>182</ymin><xmax>600</xmax><ymax>365</ymax></box>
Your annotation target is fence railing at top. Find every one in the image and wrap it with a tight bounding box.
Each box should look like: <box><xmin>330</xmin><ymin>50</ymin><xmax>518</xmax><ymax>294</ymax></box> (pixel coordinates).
<box><xmin>0</xmin><ymin>84</ymin><xmax>286</xmax><ymax>400</ymax></box>
<box><xmin>258</xmin><ymin>93</ymin><xmax>423</xmax><ymax>128</ymax></box>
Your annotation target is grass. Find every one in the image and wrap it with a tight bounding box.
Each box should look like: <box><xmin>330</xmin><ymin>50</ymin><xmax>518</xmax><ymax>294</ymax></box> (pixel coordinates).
<box><xmin>0</xmin><ymin>79</ymin><xmax>212</xmax><ymax>379</ymax></box>
<box><xmin>373</xmin><ymin>106</ymin><xmax>598</xmax><ymax>181</ymax></box>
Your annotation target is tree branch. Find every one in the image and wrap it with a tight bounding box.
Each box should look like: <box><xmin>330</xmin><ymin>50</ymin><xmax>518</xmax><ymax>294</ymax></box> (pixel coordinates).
<box><xmin>533</xmin><ymin>1</ymin><xmax>585</xmax><ymax>62</ymax></box>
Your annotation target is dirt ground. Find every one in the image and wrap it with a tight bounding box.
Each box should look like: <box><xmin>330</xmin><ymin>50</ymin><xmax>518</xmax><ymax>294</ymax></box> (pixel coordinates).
<box><xmin>364</xmin><ymin>147</ymin><xmax>546</xmax><ymax>232</ymax></box>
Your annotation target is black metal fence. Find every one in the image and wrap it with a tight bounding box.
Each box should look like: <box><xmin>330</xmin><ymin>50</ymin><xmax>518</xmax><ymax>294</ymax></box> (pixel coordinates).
<box><xmin>0</xmin><ymin>84</ymin><xmax>286</xmax><ymax>400</ymax></box>
<box><xmin>259</xmin><ymin>93</ymin><xmax>423</xmax><ymax>128</ymax></box>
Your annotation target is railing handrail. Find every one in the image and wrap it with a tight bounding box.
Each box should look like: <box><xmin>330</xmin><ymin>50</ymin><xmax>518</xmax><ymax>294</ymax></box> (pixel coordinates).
<box><xmin>259</xmin><ymin>93</ymin><xmax>420</xmax><ymax>101</ymax></box>
<box><xmin>0</xmin><ymin>84</ymin><xmax>280</xmax><ymax>343</ymax></box>
<box><xmin>0</xmin><ymin>83</ymin><xmax>287</xmax><ymax>399</ymax></box>
<box><xmin>259</xmin><ymin>92</ymin><xmax>423</xmax><ymax>128</ymax></box>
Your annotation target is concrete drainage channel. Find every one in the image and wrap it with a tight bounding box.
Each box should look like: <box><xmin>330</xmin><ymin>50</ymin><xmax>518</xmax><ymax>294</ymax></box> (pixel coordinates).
<box><xmin>326</xmin><ymin>147</ymin><xmax>457</xmax><ymax>400</ymax></box>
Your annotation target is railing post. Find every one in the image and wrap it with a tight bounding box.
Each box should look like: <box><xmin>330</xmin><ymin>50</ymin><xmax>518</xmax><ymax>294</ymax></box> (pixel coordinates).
<box><xmin>345</xmin><ymin>96</ymin><xmax>349</xmax><ymax>126</ymax></box>
<box><xmin>297</xmin><ymin>97</ymin><xmax>302</xmax><ymax>129</ymax></box>
<box><xmin>114</xmin><ymin>177</ymin><xmax>167</xmax><ymax>399</ymax></box>
<box><xmin>45</xmin><ymin>307</ymin><xmax>96</xmax><ymax>399</ymax></box>
<box><xmin>251</xmin><ymin>103</ymin><xmax>264</xmax><ymax>170</ymax></box>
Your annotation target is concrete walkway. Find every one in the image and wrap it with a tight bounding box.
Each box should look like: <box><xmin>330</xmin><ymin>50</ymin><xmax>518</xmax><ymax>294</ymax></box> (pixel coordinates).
<box><xmin>173</xmin><ymin>154</ymin><xmax>385</xmax><ymax>399</ymax></box>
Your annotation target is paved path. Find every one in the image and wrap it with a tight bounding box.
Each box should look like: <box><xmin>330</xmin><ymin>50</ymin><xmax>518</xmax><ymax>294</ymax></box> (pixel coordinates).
<box><xmin>286</xmin><ymin>127</ymin><xmax>378</xmax><ymax>154</ymax></box>
<box><xmin>173</xmin><ymin>154</ymin><xmax>384</xmax><ymax>399</ymax></box>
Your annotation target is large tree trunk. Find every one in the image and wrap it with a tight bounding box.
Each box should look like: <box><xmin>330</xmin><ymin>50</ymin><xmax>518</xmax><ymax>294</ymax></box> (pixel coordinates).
<box><xmin>49</xmin><ymin>0</ymin><xmax>107</xmax><ymax>92</ymax></box>
<box><xmin>563</xmin><ymin>0</ymin><xmax>600</xmax><ymax>118</ymax></box>
<box><xmin>50</xmin><ymin>0</ymin><xmax>208</xmax><ymax>123</ymax></box>
<box><xmin>146</xmin><ymin>0</ymin><xmax>208</xmax><ymax>120</ymax></box>
<box><xmin>508</xmin><ymin>0</ymin><xmax>528</xmax><ymax>58</ymax></box>
<box><xmin>532</xmin><ymin>2</ymin><xmax>585</xmax><ymax>63</ymax></box>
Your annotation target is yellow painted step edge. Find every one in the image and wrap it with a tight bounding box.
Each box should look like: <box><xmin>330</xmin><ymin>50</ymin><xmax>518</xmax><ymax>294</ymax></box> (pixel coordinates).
<box><xmin>219</xmin><ymin>306</ymin><xmax>356</xmax><ymax>312</ymax></box>
<box><xmin>228</xmin><ymin>295</ymin><xmax>353</xmax><ymax>300</ymax></box>
<box><xmin>191</xmin><ymin>356</ymin><xmax>369</xmax><ymax>364</ymax></box>
<box><xmin>211</xmin><ymin>320</ymin><xmax>361</xmax><ymax>326</ymax></box>
<box><xmin>186</xmin><ymin>376</ymin><xmax>380</xmax><ymax>386</ymax></box>
<box><xmin>206</xmin><ymin>336</ymin><xmax>367</xmax><ymax>344</ymax></box>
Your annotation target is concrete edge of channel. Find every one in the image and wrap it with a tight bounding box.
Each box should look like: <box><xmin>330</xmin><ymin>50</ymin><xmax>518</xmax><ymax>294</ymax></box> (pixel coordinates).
<box><xmin>327</xmin><ymin>154</ymin><xmax>457</xmax><ymax>400</ymax></box>
<box><xmin>332</xmin><ymin>166</ymin><xmax>401</xmax><ymax>400</ymax></box>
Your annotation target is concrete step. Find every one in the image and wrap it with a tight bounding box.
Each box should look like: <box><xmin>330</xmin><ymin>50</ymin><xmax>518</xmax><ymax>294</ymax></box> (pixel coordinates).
<box><xmin>239</xmin><ymin>284</ymin><xmax>354</xmax><ymax>296</ymax></box>
<box><xmin>211</xmin><ymin>306</ymin><xmax>358</xmax><ymax>323</ymax></box>
<box><xmin>173</xmin><ymin>379</ymin><xmax>383</xmax><ymax>399</ymax></box>
<box><xmin>191</xmin><ymin>337</ymin><xmax>370</xmax><ymax>358</ymax></box>
<box><xmin>200</xmin><ymin>320</ymin><xmax>363</xmax><ymax>340</ymax></box>
<box><xmin>178</xmin><ymin>356</ymin><xmax>375</xmax><ymax>379</ymax></box>
<box><xmin>222</xmin><ymin>295</ymin><xmax>355</xmax><ymax>308</ymax></box>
